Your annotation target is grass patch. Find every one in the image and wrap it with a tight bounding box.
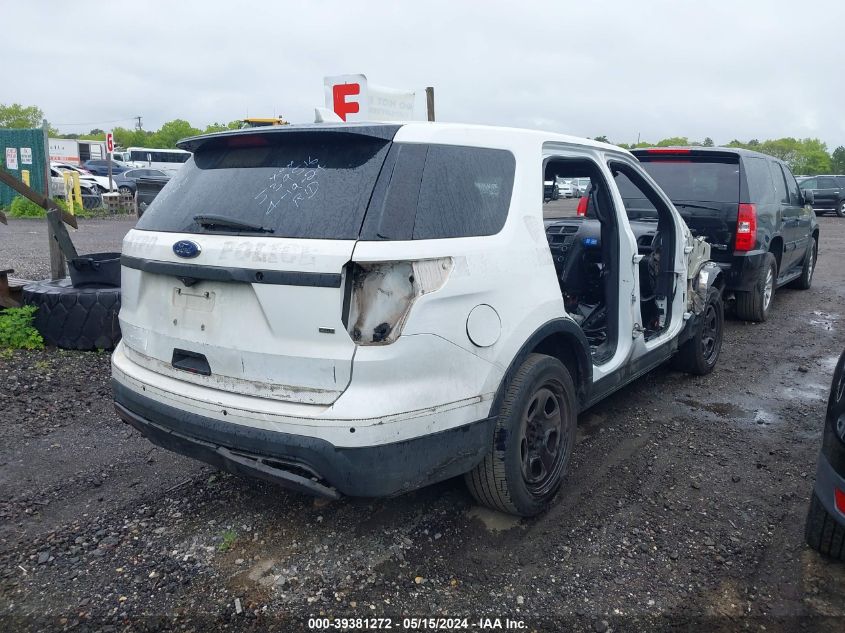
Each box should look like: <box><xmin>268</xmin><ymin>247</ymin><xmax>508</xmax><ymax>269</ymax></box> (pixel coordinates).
<box><xmin>0</xmin><ymin>306</ymin><xmax>44</xmax><ymax>350</ymax></box>
<box><xmin>8</xmin><ymin>196</ymin><xmax>97</xmax><ymax>218</ymax></box>
<box><xmin>218</xmin><ymin>529</ymin><xmax>237</xmax><ymax>552</ymax></box>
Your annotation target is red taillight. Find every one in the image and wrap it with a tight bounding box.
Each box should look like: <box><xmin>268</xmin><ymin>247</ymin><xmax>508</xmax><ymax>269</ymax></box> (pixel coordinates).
<box><xmin>646</xmin><ymin>148</ymin><xmax>691</xmax><ymax>154</ymax></box>
<box><xmin>836</xmin><ymin>488</ymin><xmax>845</xmax><ymax>515</ymax></box>
<box><xmin>576</xmin><ymin>196</ymin><xmax>588</xmax><ymax>217</ymax></box>
<box><xmin>735</xmin><ymin>203</ymin><xmax>757</xmax><ymax>251</ymax></box>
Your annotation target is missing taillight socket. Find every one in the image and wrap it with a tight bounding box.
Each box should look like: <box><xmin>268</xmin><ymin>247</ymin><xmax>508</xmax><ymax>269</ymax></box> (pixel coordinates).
<box><xmin>372</xmin><ymin>322</ymin><xmax>392</xmax><ymax>343</ymax></box>
<box><xmin>346</xmin><ymin>259</ymin><xmax>453</xmax><ymax>345</ymax></box>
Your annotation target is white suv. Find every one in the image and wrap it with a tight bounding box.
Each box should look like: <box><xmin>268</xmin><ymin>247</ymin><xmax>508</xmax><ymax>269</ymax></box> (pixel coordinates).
<box><xmin>112</xmin><ymin>123</ymin><xmax>724</xmax><ymax>516</ymax></box>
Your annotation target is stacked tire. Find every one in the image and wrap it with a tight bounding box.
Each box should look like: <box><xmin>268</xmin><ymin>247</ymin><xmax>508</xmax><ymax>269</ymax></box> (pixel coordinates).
<box><xmin>23</xmin><ymin>279</ymin><xmax>121</xmax><ymax>351</ymax></box>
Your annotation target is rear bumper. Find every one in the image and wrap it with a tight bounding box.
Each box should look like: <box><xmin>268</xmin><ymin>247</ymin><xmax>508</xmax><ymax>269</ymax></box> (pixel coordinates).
<box><xmin>114</xmin><ymin>379</ymin><xmax>495</xmax><ymax>497</ymax></box>
<box><xmin>712</xmin><ymin>252</ymin><xmax>767</xmax><ymax>293</ymax></box>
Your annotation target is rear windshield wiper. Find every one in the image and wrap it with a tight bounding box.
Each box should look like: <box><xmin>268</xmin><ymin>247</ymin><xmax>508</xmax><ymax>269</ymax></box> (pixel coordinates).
<box><xmin>193</xmin><ymin>214</ymin><xmax>274</xmax><ymax>234</ymax></box>
<box><xmin>673</xmin><ymin>203</ymin><xmax>721</xmax><ymax>213</ymax></box>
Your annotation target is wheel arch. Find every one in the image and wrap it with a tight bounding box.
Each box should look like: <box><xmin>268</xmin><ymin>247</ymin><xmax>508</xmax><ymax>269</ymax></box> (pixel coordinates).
<box><xmin>489</xmin><ymin>318</ymin><xmax>592</xmax><ymax>418</ymax></box>
<box><xmin>769</xmin><ymin>235</ymin><xmax>784</xmax><ymax>273</ymax></box>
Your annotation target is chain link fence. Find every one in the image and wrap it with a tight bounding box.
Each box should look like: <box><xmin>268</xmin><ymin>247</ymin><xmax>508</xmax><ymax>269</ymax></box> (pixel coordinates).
<box><xmin>0</xmin><ymin>128</ymin><xmax>47</xmax><ymax>209</ymax></box>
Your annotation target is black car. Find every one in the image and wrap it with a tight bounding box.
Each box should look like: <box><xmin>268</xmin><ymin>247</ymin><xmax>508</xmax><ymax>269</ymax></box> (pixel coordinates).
<box><xmin>798</xmin><ymin>174</ymin><xmax>845</xmax><ymax>217</ymax></box>
<box><xmin>805</xmin><ymin>348</ymin><xmax>845</xmax><ymax>560</ymax></box>
<box><xmin>631</xmin><ymin>147</ymin><xmax>818</xmax><ymax>322</ymax></box>
<box><xmin>113</xmin><ymin>168</ymin><xmax>173</xmax><ymax>196</ymax></box>
<box><xmin>83</xmin><ymin>159</ymin><xmax>130</xmax><ymax>177</ymax></box>
<box><xmin>135</xmin><ymin>174</ymin><xmax>172</xmax><ymax>217</ymax></box>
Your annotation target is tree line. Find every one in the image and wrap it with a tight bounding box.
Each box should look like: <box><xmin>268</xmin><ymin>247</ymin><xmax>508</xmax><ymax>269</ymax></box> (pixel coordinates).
<box><xmin>593</xmin><ymin>135</ymin><xmax>845</xmax><ymax>175</ymax></box>
<box><xmin>3</xmin><ymin>103</ymin><xmax>844</xmax><ymax>175</ymax></box>
<box><xmin>0</xmin><ymin>103</ymin><xmax>241</xmax><ymax>153</ymax></box>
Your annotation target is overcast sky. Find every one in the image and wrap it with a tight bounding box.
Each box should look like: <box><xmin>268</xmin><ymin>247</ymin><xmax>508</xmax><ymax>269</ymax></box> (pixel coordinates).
<box><xmin>5</xmin><ymin>0</ymin><xmax>844</xmax><ymax>148</ymax></box>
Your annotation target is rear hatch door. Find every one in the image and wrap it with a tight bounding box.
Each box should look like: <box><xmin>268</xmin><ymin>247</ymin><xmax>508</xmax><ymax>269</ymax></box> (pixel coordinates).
<box><xmin>632</xmin><ymin>150</ymin><xmax>741</xmax><ymax>262</ymax></box>
<box><xmin>119</xmin><ymin>126</ymin><xmax>396</xmax><ymax>405</ymax></box>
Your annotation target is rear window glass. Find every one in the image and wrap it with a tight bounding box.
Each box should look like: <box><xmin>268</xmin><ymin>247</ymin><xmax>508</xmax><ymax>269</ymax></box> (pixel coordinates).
<box><xmin>614</xmin><ymin>171</ymin><xmax>658</xmax><ymax>219</ymax></box>
<box><xmin>361</xmin><ymin>144</ymin><xmax>515</xmax><ymax>240</ymax></box>
<box><xmin>818</xmin><ymin>176</ymin><xmax>838</xmax><ymax>188</ymax></box>
<box><xmin>135</xmin><ymin>134</ymin><xmax>391</xmax><ymax>239</ymax></box>
<box><xmin>769</xmin><ymin>161</ymin><xmax>789</xmax><ymax>204</ymax></box>
<box><xmin>743</xmin><ymin>157</ymin><xmax>775</xmax><ymax>204</ymax></box>
<box><xmin>638</xmin><ymin>156</ymin><xmax>740</xmax><ymax>203</ymax></box>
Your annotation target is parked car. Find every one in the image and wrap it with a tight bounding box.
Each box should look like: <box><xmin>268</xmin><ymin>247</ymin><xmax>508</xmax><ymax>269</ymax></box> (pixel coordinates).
<box><xmin>543</xmin><ymin>180</ymin><xmax>559</xmax><ymax>201</ymax></box>
<box><xmin>113</xmin><ymin>168</ymin><xmax>173</xmax><ymax>196</ymax></box>
<box><xmin>112</xmin><ymin>123</ymin><xmax>724</xmax><ymax>517</ymax></box>
<box><xmin>798</xmin><ymin>175</ymin><xmax>845</xmax><ymax>217</ymax></box>
<box><xmin>805</xmin><ymin>347</ymin><xmax>845</xmax><ymax>560</ymax></box>
<box><xmin>52</xmin><ymin>161</ymin><xmax>114</xmax><ymax>193</ymax></box>
<box><xmin>555</xmin><ymin>179</ymin><xmax>575</xmax><ymax>198</ymax></box>
<box><xmin>49</xmin><ymin>167</ymin><xmax>98</xmax><ymax>197</ymax></box>
<box><xmin>48</xmin><ymin>167</ymin><xmax>102</xmax><ymax>208</ymax></box>
<box><xmin>135</xmin><ymin>173</ymin><xmax>173</xmax><ymax>217</ymax></box>
<box><xmin>631</xmin><ymin>147</ymin><xmax>818</xmax><ymax>322</ymax></box>
<box><xmin>82</xmin><ymin>159</ymin><xmax>131</xmax><ymax>177</ymax></box>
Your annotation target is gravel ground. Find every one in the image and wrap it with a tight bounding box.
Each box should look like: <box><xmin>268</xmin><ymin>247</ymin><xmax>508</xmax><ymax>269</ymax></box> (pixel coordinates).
<box><xmin>0</xmin><ymin>216</ymin><xmax>138</xmax><ymax>281</ymax></box>
<box><xmin>1</xmin><ymin>216</ymin><xmax>844</xmax><ymax>631</ymax></box>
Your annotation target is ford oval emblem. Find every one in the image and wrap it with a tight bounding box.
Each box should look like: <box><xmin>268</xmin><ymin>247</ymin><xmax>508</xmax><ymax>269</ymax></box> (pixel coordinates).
<box><xmin>173</xmin><ymin>240</ymin><xmax>201</xmax><ymax>259</ymax></box>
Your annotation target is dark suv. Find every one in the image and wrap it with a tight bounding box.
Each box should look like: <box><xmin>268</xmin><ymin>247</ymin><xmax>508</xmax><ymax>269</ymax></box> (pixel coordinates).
<box><xmin>805</xmin><ymin>347</ymin><xmax>845</xmax><ymax>561</ymax></box>
<box><xmin>798</xmin><ymin>175</ymin><xmax>845</xmax><ymax>217</ymax></box>
<box><xmin>83</xmin><ymin>159</ymin><xmax>130</xmax><ymax>176</ymax></box>
<box><xmin>631</xmin><ymin>148</ymin><xmax>819</xmax><ymax>322</ymax></box>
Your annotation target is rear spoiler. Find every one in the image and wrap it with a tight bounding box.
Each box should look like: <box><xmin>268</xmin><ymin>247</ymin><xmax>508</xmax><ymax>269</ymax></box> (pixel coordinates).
<box><xmin>632</xmin><ymin>147</ymin><xmax>741</xmax><ymax>161</ymax></box>
<box><xmin>177</xmin><ymin>123</ymin><xmax>402</xmax><ymax>153</ymax></box>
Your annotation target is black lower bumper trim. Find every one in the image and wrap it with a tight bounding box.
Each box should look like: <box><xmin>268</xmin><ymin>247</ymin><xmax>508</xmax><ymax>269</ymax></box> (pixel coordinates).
<box><xmin>116</xmin><ymin>402</ymin><xmax>341</xmax><ymax>499</ymax></box>
<box><xmin>113</xmin><ymin>379</ymin><xmax>495</xmax><ymax>498</ymax></box>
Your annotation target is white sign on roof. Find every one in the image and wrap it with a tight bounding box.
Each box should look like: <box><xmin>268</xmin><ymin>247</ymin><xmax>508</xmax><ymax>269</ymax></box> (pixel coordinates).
<box><xmin>324</xmin><ymin>74</ymin><xmax>423</xmax><ymax>122</ymax></box>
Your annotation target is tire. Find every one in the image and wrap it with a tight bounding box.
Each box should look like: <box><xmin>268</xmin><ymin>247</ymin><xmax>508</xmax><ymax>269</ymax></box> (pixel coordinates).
<box><xmin>805</xmin><ymin>492</ymin><xmax>845</xmax><ymax>560</ymax></box>
<box><xmin>674</xmin><ymin>286</ymin><xmax>724</xmax><ymax>375</ymax></box>
<box><xmin>789</xmin><ymin>238</ymin><xmax>817</xmax><ymax>290</ymax></box>
<box><xmin>836</xmin><ymin>200</ymin><xmax>845</xmax><ymax>218</ymax></box>
<box><xmin>465</xmin><ymin>354</ymin><xmax>577</xmax><ymax>517</ymax></box>
<box><xmin>22</xmin><ymin>279</ymin><xmax>121</xmax><ymax>351</ymax></box>
<box><xmin>118</xmin><ymin>186</ymin><xmax>133</xmax><ymax>196</ymax></box>
<box><xmin>735</xmin><ymin>252</ymin><xmax>777</xmax><ymax>322</ymax></box>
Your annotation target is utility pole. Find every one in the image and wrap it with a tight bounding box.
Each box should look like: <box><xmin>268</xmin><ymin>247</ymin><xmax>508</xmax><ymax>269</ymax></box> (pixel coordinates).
<box><xmin>135</xmin><ymin>115</ymin><xmax>143</xmax><ymax>131</ymax></box>
<box><xmin>425</xmin><ymin>87</ymin><xmax>435</xmax><ymax>122</ymax></box>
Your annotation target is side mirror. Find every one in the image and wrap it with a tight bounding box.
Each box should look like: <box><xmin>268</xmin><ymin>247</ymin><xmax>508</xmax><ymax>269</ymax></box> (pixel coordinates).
<box><xmin>802</xmin><ymin>189</ymin><xmax>814</xmax><ymax>205</ymax></box>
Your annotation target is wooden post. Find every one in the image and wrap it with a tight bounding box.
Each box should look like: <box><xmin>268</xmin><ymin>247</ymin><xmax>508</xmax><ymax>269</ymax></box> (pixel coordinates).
<box><xmin>107</xmin><ymin>148</ymin><xmax>113</xmax><ymax>194</ymax></box>
<box><xmin>0</xmin><ymin>170</ymin><xmax>77</xmax><ymax>228</ymax></box>
<box><xmin>43</xmin><ymin>119</ymin><xmax>66</xmax><ymax>280</ymax></box>
<box><xmin>425</xmin><ymin>87</ymin><xmax>435</xmax><ymax>122</ymax></box>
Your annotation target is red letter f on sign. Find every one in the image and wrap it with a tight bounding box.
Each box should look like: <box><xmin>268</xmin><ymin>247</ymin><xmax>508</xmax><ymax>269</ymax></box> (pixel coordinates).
<box><xmin>333</xmin><ymin>83</ymin><xmax>360</xmax><ymax>121</ymax></box>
